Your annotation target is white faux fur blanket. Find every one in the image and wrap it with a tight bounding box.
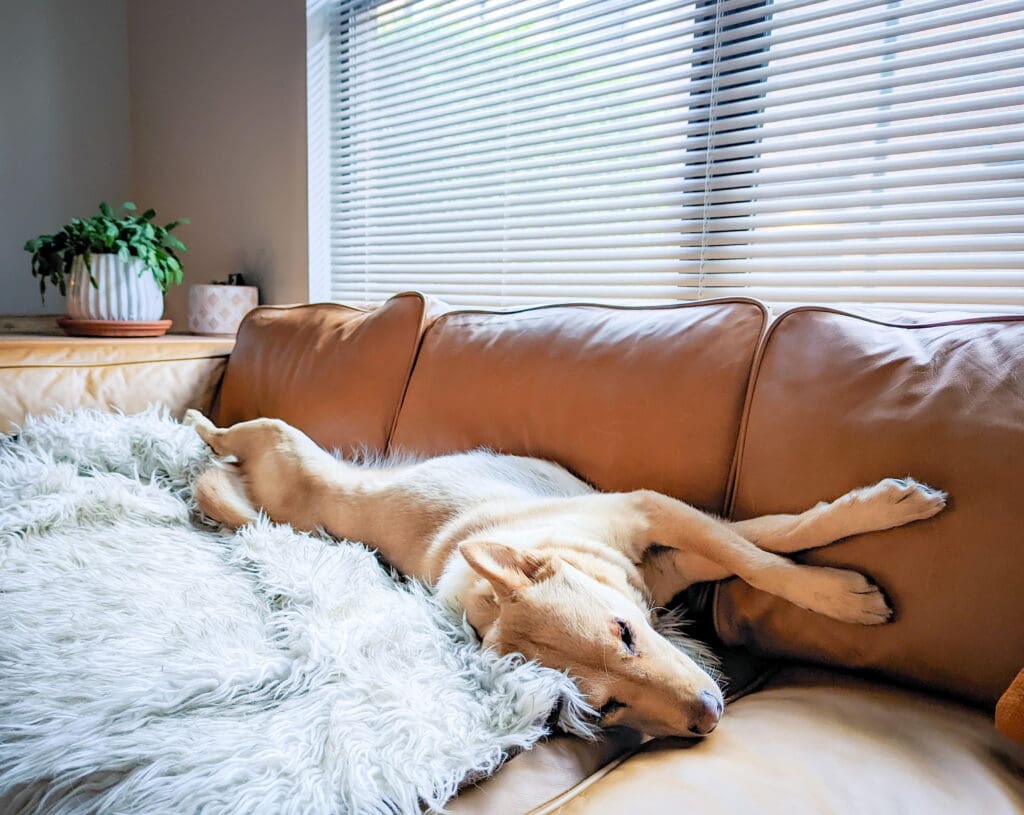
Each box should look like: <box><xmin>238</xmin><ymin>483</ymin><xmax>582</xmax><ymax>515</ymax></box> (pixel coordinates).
<box><xmin>0</xmin><ymin>409</ymin><xmax>595</xmax><ymax>815</ymax></box>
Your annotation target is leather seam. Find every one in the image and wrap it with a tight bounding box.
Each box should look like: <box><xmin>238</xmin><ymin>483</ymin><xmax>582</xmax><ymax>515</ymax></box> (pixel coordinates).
<box><xmin>522</xmin><ymin>746</ymin><xmax>645</xmax><ymax>815</ymax></box>
<box><xmin>424</xmin><ymin>296</ymin><xmax>768</xmax><ymax>330</ymax></box>
<box><xmin>760</xmin><ymin>304</ymin><xmax>1024</xmax><ymax>330</ymax></box>
<box><xmin>721</xmin><ymin>301</ymin><xmax>770</xmax><ymax>515</ymax></box>
<box><xmin>240</xmin><ymin>301</ymin><xmax>369</xmax><ymax>316</ymax></box>
<box><xmin>0</xmin><ymin>355</ymin><xmax>231</xmax><ymax>371</ymax></box>
<box><xmin>384</xmin><ymin>292</ymin><xmax>431</xmax><ymax>453</ymax></box>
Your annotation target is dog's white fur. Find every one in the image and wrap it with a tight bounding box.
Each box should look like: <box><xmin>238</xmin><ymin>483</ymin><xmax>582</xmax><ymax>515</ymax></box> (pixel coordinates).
<box><xmin>186</xmin><ymin>410</ymin><xmax>947</xmax><ymax>738</ymax></box>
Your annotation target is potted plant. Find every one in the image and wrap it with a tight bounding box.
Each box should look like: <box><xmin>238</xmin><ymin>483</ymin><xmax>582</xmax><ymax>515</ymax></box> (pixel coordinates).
<box><xmin>24</xmin><ymin>202</ymin><xmax>189</xmax><ymax>336</ymax></box>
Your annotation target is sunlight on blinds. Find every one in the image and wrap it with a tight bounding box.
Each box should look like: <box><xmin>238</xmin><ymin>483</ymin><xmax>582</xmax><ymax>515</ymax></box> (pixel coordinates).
<box><xmin>312</xmin><ymin>0</ymin><xmax>1024</xmax><ymax>311</ymax></box>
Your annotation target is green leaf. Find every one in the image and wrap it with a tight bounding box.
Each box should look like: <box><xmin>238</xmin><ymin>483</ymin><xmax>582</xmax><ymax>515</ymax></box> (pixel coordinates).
<box><xmin>23</xmin><ymin>201</ymin><xmax>189</xmax><ymax>300</ymax></box>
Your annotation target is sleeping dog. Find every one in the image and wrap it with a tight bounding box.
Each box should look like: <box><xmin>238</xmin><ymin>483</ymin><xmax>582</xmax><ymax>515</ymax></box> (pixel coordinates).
<box><xmin>185</xmin><ymin>410</ymin><xmax>945</xmax><ymax>738</ymax></box>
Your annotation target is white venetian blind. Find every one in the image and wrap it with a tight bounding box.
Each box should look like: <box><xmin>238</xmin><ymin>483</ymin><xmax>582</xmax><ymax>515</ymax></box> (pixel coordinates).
<box><xmin>322</xmin><ymin>0</ymin><xmax>1024</xmax><ymax>310</ymax></box>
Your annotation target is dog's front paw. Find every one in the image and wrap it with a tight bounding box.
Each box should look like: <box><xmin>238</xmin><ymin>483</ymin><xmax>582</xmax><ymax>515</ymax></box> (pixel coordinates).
<box><xmin>797</xmin><ymin>566</ymin><xmax>893</xmax><ymax>625</ymax></box>
<box><xmin>855</xmin><ymin>477</ymin><xmax>947</xmax><ymax>528</ymax></box>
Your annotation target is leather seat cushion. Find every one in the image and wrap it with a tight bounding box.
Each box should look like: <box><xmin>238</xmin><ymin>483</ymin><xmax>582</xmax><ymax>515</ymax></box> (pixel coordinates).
<box><xmin>716</xmin><ymin>308</ymin><xmax>1024</xmax><ymax>705</ymax></box>
<box><xmin>449</xmin><ymin>730</ymin><xmax>643</xmax><ymax>815</ymax></box>
<box><xmin>215</xmin><ymin>293</ymin><xmax>444</xmax><ymax>454</ymax></box>
<box><xmin>541</xmin><ymin>668</ymin><xmax>1024</xmax><ymax>815</ymax></box>
<box><xmin>390</xmin><ymin>299</ymin><xmax>767</xmax><ymax>513</ymax></box>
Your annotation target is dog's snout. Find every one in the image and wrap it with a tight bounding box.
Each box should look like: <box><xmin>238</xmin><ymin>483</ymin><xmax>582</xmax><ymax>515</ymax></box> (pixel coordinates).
<box><xmin>687</xmin><ymin>690</ymin><xmax>723</xmax><ymax>736</ymax></box>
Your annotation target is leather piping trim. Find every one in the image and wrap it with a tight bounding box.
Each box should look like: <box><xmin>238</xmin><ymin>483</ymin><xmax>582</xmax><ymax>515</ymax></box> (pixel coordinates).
<box><xmin>0</xmin><ymin>355</ymin><xmax>231</xmax><ymax>371</ymax></box>
<box><xmin>402</xmin><ymin>294</ymin><xmax>767</xmax><ymax>323</ymax></box>
<box><xmin>722</xmin><ymin>307</ymin><xmax>778</xmax><ymax>516</ymax></box>
<box><xmin>228</xmin><ymin>301</ymin><xmax>372</xmax><ymax>334</ymax></box>
<box><xmin>523</xmin><ymin>745</ymin><xmax>646</xmax><ymax>815</ymax></box>
<box><xmin>385</xmin><ymin>292</ymin><xmax>443</xmax><ymax>452</ymax></box>
<box><xmin>713</xmin><ymin>304</ymin><xmax>1024</xmax><ymax>642</ymax></box>
<box><xmin>387</xmin><ymin>296</ymin><xmax>770</xmax><ymax>474</ymax></box>
<box><xmin>237</xmin><ymin>301</ymin><xmax>371</xmax><ymax>315</ymax></box>
<box><xmin>718</xmin><ymin>300</ymin><xmax>770</xmax><ymax>515</ymax></box>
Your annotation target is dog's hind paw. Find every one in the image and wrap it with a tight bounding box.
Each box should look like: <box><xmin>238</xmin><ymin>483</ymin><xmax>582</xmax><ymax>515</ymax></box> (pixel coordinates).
<box><xmin>183</xmin><ymin>409</ymin><xmax>209</xmax><ymax>429</ymax></box>
<box><xmin>183</xmin><ymin>409</ymin><xmax>221</xmax><ymax>450</ymax></box>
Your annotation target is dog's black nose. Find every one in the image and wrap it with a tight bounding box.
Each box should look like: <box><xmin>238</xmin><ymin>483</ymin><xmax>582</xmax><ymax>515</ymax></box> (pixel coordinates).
<box><xmin>688</xmin><ymin>690</ymin><xmax>723</xmax><ymax>736</ymax></box>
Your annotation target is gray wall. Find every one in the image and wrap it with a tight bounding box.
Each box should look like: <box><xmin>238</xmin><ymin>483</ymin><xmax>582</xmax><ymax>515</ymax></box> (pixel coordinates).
<box><xmin>0</xmin><ymin>0</ymin><xmax>132</xmax><ymax>315</ymax></box>
<box><xmin>0</xmin><ymin>0</ymin><xmax>308</xmax><ymax>323</ymax></box>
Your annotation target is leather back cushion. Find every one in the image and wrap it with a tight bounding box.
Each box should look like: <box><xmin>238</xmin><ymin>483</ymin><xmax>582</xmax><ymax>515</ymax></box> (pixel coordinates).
<box><xmin>216</xmin><ymin>293</ymin><xmax>441</xmax><ymax>454</ymax></box>
<box><xmin>716</xmin><ymin>308</ymin><xmax>1024</xmax><ymax>706</ymax></box>
<box><xmin>390</xmin><ymin>300</ymin><xmax>767</xmax><ymax>511</ymax></box>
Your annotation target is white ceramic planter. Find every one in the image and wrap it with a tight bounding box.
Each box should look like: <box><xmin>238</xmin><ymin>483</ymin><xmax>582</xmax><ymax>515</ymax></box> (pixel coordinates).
<box><xmin>66</xmin><ymin>255</ymin><xmax>164</xmax><ymax>321</ymax></box>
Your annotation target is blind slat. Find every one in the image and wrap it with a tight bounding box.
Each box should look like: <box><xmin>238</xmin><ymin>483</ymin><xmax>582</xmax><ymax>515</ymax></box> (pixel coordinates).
<box><xmin>320</xmin><ymin>0</ymin><xmax>1024</xmax><ymax>311</ymax></box>
<box><xmin>333</xmin><ymin>81</ymin><xmax>1023</xmax><ymax>170</ymax></box>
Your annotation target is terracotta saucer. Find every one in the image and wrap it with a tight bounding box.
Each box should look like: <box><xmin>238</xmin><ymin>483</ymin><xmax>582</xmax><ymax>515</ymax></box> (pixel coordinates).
<box><xmin>57</xmin><ymin>318</ymin><xmax>174</xmax><ymax>338</ymax></box>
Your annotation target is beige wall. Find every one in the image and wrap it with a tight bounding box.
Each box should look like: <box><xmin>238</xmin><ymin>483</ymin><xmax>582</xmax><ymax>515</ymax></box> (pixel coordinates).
<box><xmin>0</xmin><ymin>0</ymin><xmax>132</xmax><ymax>316</ymax></box>
<box><xmin>127</xmin><ymin>0</ymin><xmax>309</xmax><ymax>326</ymax></box>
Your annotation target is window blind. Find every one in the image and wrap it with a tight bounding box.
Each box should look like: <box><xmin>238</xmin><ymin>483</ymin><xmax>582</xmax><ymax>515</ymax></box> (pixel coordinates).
<box><xmin>319</xmin><ymin>0</ymin><xmax>1024</xmax><ymax>311</ymax></box>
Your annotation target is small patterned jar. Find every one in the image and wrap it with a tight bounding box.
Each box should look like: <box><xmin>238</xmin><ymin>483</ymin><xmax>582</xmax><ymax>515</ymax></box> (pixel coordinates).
<box><xmin>188</xmin><ymin>284</ymin><xmax>259</xmax><ymax>336</ymax></box>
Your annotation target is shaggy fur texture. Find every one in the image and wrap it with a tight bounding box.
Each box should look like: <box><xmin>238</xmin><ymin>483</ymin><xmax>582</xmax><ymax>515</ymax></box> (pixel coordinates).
<box><xmin>0</xmin><ymin>409</ymin><xmax>597</xmax><ymax>815</ymax></box>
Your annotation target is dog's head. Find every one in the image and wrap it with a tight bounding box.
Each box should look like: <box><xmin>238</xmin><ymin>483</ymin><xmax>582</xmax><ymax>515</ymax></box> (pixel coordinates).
<box><xmin>459</xmin><ymin>540</ymin><xmax>723</xmax><ymax>738</ymax></box>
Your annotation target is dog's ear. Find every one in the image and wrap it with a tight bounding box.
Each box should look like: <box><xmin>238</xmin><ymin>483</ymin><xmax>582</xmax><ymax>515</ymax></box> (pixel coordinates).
<box><xmin>459</xmin><ymin>540</ymin><xmax>556</xmax><ymax>599</ymax></box>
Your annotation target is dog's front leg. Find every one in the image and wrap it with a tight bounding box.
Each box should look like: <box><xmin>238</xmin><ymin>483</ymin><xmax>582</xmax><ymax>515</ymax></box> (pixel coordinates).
<box><xmin>729</xmin><ymin>478</ymin><xmax>945</xmax><ymax>554</ymax></box>
<box><xmin>616</xmin><ymin>491</ymin><xmax>892</xmax><ymax>625</ymax></box>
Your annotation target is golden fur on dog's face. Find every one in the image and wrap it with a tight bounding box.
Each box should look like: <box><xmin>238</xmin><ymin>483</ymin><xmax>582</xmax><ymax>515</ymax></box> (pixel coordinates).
<box><xmin>459</xmin><ymin>541</ymin><xmax>723</xmax><ymax>737</ymax></box>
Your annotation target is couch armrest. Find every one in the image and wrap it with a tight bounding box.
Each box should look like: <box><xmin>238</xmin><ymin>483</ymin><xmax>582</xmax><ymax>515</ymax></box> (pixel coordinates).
<box><xmin>0</xmin><ymin>335</ymin><xmax>234</xmax><ymax>433</ymax></box>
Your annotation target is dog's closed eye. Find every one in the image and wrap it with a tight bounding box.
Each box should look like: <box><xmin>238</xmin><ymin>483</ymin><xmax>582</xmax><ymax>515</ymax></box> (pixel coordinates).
<box><xmin>599</xmin><ymin>698</ymin><xmax>626</xmax><ymax>719</ymax></box>
<box><xmin>616</xmin><ymin>618</ymin><xmax>637</xmax><ymax>655</ymax></box>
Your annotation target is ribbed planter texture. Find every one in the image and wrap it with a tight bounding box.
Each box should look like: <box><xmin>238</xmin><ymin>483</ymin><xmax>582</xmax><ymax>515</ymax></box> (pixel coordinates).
<box><xmin>66</xmin><ymin>255</ymin><xmax>164</xmax><ymax>322</ymax></box>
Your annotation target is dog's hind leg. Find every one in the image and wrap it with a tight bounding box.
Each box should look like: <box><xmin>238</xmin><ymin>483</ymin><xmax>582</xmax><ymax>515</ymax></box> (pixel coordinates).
<box><xmin>194</xmin><ymin>465</ymin><xmax>258</xmax><ymax>528</ymax></box>
<box><xmin>183</xmin><ymin>409</ymin><xmax>288</xmax><ymax>461</ymax></box>
<box><xmin>729</xmin><ymin>478</ymin><xmax>946</xmax><ymax>554</ymax></box>
<box><xmin>182</xmin><ymin>413</ymin><xmax>452</xmax><ymax>574</ymax></box>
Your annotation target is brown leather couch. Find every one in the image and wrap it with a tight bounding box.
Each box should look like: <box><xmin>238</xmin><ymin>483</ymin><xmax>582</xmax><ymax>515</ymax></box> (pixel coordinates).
<box><xmin>11</xmin><ymin>293</ymin><xmax>1024</xmax><ymax>812</ymax></box>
